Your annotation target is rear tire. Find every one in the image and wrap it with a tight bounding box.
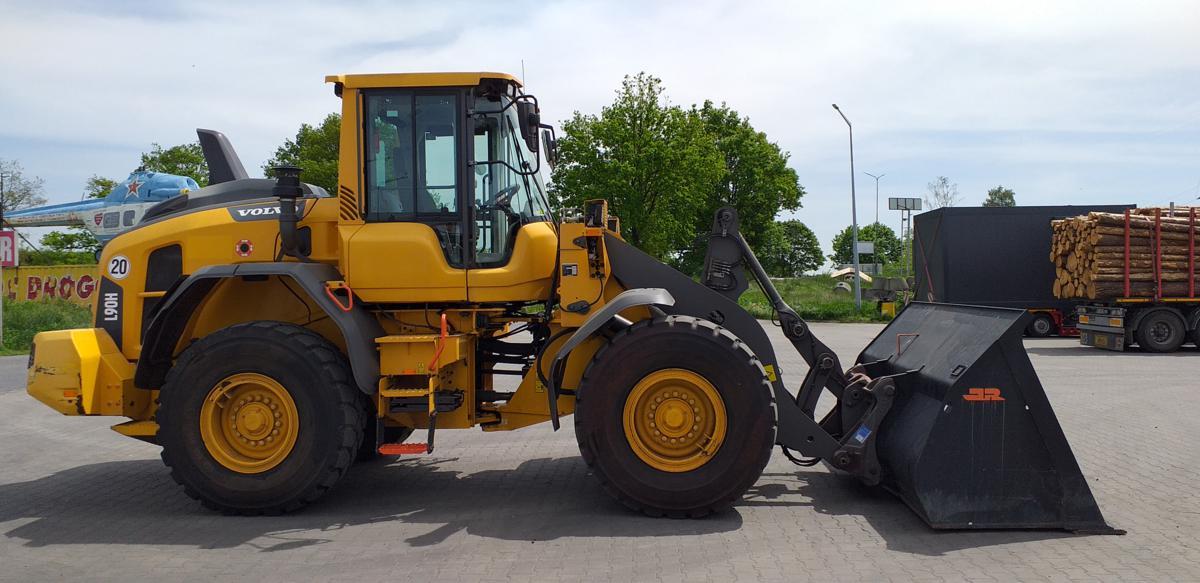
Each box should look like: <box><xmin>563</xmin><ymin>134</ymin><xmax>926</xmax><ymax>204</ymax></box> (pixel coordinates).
<box><xmin>1026</xmin><ymin>313</ymin><xmax>1056</xmax><ymax>338</ymax></box>
<box><xmin>1135</xmin><ymin>311</ymin><xmax>1186</xmax><ymax>353</ymax></box>
<box><xmin>157</xmin><ymin>321</ymin><xmax>363</xmax><ymax>514</ymax></box>
<box><xmin>574</xmin><ymin>316</ymin><xmax>776</xmax><ymax>518</ymax></box>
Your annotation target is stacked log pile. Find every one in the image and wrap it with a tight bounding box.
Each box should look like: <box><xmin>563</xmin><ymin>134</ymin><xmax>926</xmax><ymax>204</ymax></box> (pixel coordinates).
<box><xmin>1051</xmin><ymin>208</ymin><xmax>1200</xmax><ymax>300</ymax></box>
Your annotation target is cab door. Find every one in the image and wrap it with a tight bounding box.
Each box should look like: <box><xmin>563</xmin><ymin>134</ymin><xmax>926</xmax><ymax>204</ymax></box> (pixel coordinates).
<box><xmin>342</xmin><ymin>90</ymin><xmax>470</xmax><ymax>303</ymax></box>
<box><xmin>464</xmin><ymin>96</ymin><xmax>556</xmax><ymax>303</ymax></box>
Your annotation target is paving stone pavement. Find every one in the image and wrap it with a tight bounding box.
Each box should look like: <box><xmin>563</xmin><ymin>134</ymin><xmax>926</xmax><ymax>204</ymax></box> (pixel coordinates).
<box><xmin>2</xmin><ymin>323</ymin><xmax>1198</xmax><ymax>582</ymax></box>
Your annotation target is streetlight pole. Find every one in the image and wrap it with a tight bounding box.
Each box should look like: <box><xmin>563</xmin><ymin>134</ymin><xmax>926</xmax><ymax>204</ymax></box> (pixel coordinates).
<box><xmin>864</xmin><ymin>171</ymin><xmax>884</xmax><ymax>224</ymax></box>
<box><xmin>832</xmin><ymin>104</ymin><xmax>861</xmax><ymax>310</ymax></box>
<box><xmin>0</xmin><ymin>171</ymin><xmax>7</xmax><ymax>347</ymax></box>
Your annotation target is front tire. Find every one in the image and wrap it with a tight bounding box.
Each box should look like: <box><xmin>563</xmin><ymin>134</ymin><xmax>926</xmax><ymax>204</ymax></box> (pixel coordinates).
<box><xmin>157</xmin><ymin>321</ymin><xmax>364</xmax><ymax>514</ymax></box>
<box><xmin>574</xmin><ymin>316</ymin><xmax>776</xmax><ymax>518</ymax></box>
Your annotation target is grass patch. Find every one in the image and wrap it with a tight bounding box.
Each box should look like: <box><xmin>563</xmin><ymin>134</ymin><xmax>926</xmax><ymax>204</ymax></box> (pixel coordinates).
<box><xmin>738</xmin><ymin>276</ymin><xmax>892</xmax><ymax>323</ymax></box>
<box><xmin>2</xmin><ymin>300</ymin><xmax>93</xmax><ymax>353</ymax></box>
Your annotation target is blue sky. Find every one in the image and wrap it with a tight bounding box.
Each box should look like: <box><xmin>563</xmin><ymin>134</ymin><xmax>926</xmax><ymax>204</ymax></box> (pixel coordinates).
<box><xmin>1</xmin><ymin>0</ymin><xmax>1198</xmax><ymax>259</ymax></box>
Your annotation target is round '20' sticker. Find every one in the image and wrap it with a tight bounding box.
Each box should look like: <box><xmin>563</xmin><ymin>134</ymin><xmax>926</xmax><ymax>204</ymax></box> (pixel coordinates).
<box><xmin>107</xmin><ymin>255</ymin><xmax>131</xmax><ymax>280</ymax></box>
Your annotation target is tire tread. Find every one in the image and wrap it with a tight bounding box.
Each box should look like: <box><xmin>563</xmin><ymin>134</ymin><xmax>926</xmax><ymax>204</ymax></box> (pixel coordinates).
<box><xmin>575</xmin><ymin>315</ymin><xmax>777</xmax><ymax>518</ymax></box>
<box><xmin>157</xmin><ymin>321</ymin><xmax>363</xmax><ymax>515</ymax></box>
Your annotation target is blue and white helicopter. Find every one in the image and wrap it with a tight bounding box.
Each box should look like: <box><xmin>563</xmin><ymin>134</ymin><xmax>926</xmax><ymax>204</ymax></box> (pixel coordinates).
<box><xmin>5</xmin><ymin>129</ymin><xmax>325</xmax><ymax>260</ymax></box>
<box><xmin>6</xmin><ymin>170</ymin><xmax>199</xmax><ymax>245</ymax></box>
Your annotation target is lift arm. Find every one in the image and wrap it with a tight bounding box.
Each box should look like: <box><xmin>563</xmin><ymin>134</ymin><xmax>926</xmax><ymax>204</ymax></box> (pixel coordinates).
<box><xmin>700</xmin><ymin>207</ymin><xmax>902</xmax><ymax>482</ymax></box>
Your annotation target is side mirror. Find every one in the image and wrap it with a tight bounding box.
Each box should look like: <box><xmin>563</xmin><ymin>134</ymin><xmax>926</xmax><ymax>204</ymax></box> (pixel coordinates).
<box><xmin>516</xmin><ymin>99</ymin><xmax>540</xmax><ymax>153</ymax></box>
<box><xmin>540</xmin><ymin>127</ymin><xmax>559</xmax><ymax>170</ymax></box>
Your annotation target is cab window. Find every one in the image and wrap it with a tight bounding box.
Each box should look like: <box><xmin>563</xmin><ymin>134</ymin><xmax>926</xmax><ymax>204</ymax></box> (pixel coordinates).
<box><xmin>363</xmin><ymin>91</ymin><xmax>464</xmax><ymax>266</ymax></box>
<box><xmin>363</xmin><ymin>92</ymin><xmax>459</xmax><ymax>220</ymax></box>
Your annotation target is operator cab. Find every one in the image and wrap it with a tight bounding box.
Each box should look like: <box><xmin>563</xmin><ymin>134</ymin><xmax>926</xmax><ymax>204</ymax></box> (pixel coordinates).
<box><xmin>328</xmin><ymin>73</ymin><xmax>559</xmax><ymax>303</ymax></box>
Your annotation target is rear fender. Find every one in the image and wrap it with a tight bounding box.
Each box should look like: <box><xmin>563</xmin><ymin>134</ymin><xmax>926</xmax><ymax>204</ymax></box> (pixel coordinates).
<box><xmin>135</xmin><ymin>262</ymin><xmax>383</xmax><ymax>394</ymax></box>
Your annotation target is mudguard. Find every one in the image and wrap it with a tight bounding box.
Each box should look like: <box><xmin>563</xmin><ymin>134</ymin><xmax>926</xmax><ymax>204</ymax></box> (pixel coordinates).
<box><xmin>135</xmin><ymin>262</ymin><xmax>383</xmax><ymax>394</ymax></box>
<box><xmin>545</xmin><ymin>287</ymin><xmax>676</xmax><ymax>429</ymax></box>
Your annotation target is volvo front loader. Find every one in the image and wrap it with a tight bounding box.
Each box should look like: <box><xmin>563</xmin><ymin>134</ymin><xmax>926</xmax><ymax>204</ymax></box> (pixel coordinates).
<box><xmin>27</xmin><ymin>72</ymin><xmax>1116</xmax><ymax>531</ymax></box>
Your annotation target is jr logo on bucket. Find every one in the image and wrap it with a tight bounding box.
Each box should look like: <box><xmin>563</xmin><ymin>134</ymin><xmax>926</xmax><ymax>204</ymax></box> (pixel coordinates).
<box><xmin>963</xmin><ymin>387</ymin><xmax>1005</xmax><ymax>402</ymax></box>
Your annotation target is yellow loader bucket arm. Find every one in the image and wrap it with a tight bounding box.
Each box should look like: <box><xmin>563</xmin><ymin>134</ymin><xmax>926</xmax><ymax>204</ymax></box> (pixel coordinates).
<box><xmin>605</xmin><ymin>207</ymin><xmax>1119</xmax><ymax>533</ymax></box>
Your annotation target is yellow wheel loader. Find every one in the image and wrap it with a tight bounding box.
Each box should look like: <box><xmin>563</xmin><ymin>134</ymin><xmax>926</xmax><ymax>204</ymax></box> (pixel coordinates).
<box><xmin>27</xmin><ymin>72</ymin><xmax>1117</xmax><ymax>530</ymax></box>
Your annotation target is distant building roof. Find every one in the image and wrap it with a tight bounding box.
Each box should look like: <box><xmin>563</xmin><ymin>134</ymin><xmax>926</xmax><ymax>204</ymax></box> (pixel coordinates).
<box><xmin>830</xmin><ymin>267</ymin><xmax>873</xmax><ymax>283</ymax></box>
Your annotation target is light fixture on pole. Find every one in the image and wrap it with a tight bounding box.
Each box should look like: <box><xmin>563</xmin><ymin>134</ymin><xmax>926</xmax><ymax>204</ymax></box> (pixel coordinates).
<box><xmin>832</xmin><ymin>104</ymin><xmax>861</xmax><ymax>310</ymax></box>
<box><xmin>864</xmin><ymin>171</ymin><xmax>884</xmax><ymax>224</ymax></box>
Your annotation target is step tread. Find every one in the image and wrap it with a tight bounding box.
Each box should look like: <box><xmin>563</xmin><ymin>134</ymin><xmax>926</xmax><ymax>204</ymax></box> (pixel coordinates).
<box><xmin>378</xmin><ymin>443</ymin><xmax>430</xmax><ymax>455</ymax></box>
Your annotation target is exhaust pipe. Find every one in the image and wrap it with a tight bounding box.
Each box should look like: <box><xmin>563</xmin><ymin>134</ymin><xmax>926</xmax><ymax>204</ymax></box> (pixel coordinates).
<box><xmin>271</xmin><ymin>165</ymin><xmax>308</xmax><ymax>261</ymax></box>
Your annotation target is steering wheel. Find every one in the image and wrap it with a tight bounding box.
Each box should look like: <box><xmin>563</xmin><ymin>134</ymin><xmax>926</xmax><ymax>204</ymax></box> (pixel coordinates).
<box><xmin>490</xmin><ymin>184</ymin><xmax>521</xmax><ymax>210</ymax></box>
<box><xmin>477</xmin><ymin>184</ymin><xmax>522</xmax><ymax>220</ymax></box>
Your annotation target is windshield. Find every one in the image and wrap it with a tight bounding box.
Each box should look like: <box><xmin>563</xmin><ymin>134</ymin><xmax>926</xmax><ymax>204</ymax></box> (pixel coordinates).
<box><xmin>471</xmin><ymin>95</ymin><xmax>552</xmax><ymax>266</ymax></box>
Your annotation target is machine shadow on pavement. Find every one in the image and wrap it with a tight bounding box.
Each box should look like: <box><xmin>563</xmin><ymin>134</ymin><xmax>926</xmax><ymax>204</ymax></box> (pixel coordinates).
<box><xmin>0</xmin><ymin>456</ymin><xmax>742</xmax><ymax>551</ymax></box>
<box><xmin>742</xmin><ymin>472</ymin><xmax>1072</xmax><ymax>557</ymax></box>
<box><xmin>3</xmin><ymin>454</ymin><xmax>1084</xmax><ymax>556</ymax></box>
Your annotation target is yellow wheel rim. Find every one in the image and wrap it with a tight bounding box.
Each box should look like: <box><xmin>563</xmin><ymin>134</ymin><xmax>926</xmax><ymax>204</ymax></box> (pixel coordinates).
<box><xmin>622</xmin><ymin>368</ymin><xmax>727</xmax><ymax>473</ymax></box>
<box><xmin>199</xmin><ymin>373</ymin><xmax>299</xmax><ymax>474</ymax></box>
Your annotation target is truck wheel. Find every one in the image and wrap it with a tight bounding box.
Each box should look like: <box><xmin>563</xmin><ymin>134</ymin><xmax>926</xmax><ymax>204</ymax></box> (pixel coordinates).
<box><xmin>574</xmin><ymin>316</ymin><xmax>776</xmax><ymax>518</ymax></box>
<box><xmin>1026</xmin><ymin>314</ymin><xmax>1056</xmax><ymax>338</ymax></box>
<box><xmin>157</xmin><ymin>321</ymin><xmax>363</xmax><ymax>514</ymax></box>
<box><xmin>1135</xmin><ymin>311</ymin><xmax>1186</xmax><ymax>353</ymax></box>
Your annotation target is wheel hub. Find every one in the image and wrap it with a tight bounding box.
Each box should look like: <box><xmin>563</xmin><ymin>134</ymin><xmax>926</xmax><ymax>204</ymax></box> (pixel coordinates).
<box><xmin>623</xmin><ymin>369</ymin><xmax>727</xmax><ymax>473</ymax></box>
<box><xmin>200</xmin><ymin>373</ymin><xmax>298</xmax><ymax>474</ymax></box>
<box><xmin>1151</xmin><ymin>322</ymin><xmax>1171</xmax><ymax>343</ymax></box>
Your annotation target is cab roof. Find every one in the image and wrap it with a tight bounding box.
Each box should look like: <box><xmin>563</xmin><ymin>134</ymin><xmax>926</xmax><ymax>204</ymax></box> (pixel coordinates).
<box><xmin>324</xmin><ymin>72</ymin><xmax>522</xmax><ymax>90</ymax></box>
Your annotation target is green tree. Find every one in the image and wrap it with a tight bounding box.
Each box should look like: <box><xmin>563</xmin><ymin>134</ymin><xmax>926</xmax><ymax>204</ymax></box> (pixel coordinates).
<box><xmin>829</xmin><ymin>222</ymin><xmax>902</xmax><ymax>265</ymax></box>
<box><xmin>550</xmin><ymin>73</ymin><xmax>725</xmax><ymax>259</ymax></box>
<box><xmin>264</xmin><ymin>113</ymin><xmax>341</xmax><ymax>193</ymax></box>
<box><xmin>0</xmin><ymin>158</ymin><xmax>48</xmax><ymax>212</ymax></box>
<box><xmin>83</xmin><ymin>175</ymin><xmax>118</xmax><ymax>199</ymax></box>
<box><xmin>694</xmin><ymin>101</ymin><xmax>804</xmax><ymax>251</ymax></box>
<box><xmin>983</xmin><ymin>185</ymin><xmax>1016</xmax><ymax>207</ymax></box>
<box><xmin>141</xmin><ymin>142</ymin><xmax>209</xmax><ymax>187</ymax></box>
<box><xmin>38</xmin><ymin>230</ymin><xmax>101</xmax><ymax>257</ymax></box>
<box><xmin>760</xmin><ymin>220</ymin><xmax>823</xmax><ymax>277</ymax></box>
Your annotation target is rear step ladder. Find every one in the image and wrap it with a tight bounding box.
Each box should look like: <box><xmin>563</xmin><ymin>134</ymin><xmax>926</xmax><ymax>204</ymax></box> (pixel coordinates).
<box><xmin>377</xmin><ymin>314</ymin><xmax>450</xmax><ymax>456</ymax></box>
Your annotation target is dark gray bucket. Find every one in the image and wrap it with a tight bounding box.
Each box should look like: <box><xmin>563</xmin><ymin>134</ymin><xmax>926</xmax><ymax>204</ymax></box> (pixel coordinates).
<box><xmin>857</xmin><ymin>302</ymin><xmax>1119</xmax><ymax>532</ymax></box>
